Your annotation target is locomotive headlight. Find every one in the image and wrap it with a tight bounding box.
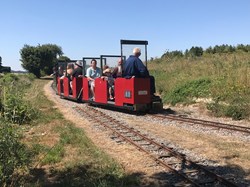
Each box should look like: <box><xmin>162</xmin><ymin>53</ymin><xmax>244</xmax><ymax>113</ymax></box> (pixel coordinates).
<box><xmin>124</xmin><ymin>90</ymin><xmax>132</xmax><ymax>98</ymax></box>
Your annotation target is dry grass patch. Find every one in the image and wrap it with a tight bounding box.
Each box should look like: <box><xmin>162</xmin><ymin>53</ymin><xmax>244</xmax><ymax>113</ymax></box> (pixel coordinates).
<box><xmin>24</xmin><ymin>121</ymin><xmax>61</xmax><ymax>147</ymax></box>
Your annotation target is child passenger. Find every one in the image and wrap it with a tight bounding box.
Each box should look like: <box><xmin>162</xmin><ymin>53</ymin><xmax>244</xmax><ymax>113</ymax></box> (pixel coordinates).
<box><xmin>102</xmin><ymin>66</ymin><xmax>114</xmax><ymax>100</ymax></box>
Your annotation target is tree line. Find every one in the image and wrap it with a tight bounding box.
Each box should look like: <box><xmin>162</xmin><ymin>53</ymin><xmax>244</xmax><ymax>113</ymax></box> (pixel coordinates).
<box><xmin>0</xmin><ymin>56</ymin><xmax>11</xmax><ymax>73</ymax></box>
<box><xmin>20</xmin><ymin>43</ymin><xmax>250</xmax><ymax>78</ymax></box>
<box><xmin>161</xmin><ymin>44</ymin><xmax>250</xmax><ymax>59</ymax></box>
<box><xmin>20</xmin><ymin>44</ymin><xmax>69</xmax><ymax>78</ymax></box>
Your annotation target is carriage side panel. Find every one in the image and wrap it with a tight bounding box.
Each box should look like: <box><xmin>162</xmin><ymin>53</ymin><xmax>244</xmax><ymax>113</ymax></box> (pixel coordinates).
<box><xmin>95</xmin><ymin>78</ymin><xmax>108</xmax><ymax>103</ymax></box>
<box><xmin>72</xmin><ymin>77</ymin><xmax>82</xmax><ymax>98</ymax></box>
<box><xmin>57</xmin><ymin>77</ymin><xmax>62</xmax><ymax>94</ymax></box>
<box><xmin>82</xmin><ymin>78</ymin><xmax>89</xmax><ymax>101</ymax></box>
<box><xmin>63</xmin><ymin>77</ymin><xmax>70</xmax><ymax>97</ymax></box>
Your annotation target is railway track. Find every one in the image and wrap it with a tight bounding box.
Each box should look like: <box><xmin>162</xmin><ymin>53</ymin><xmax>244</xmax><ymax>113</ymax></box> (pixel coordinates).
<box><xmin>149</xmin><ymin>113</ymin><xmax>250</xmax><ymax>135</ymax></box>
<box><xmin>51</xmin><ymin>81</ymin><xmax>249</xmax><ymax>135</ymax></box>
<box><xmin>74</xmin><ymin>105</ymin><xmax>238</xmax><ymax>187</ymax></box>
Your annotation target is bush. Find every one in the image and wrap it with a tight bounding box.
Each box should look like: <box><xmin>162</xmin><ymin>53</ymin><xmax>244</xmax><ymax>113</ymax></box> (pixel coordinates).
<box><xmin>225</xmin><ymin>97</ymin><xmax>249</xmax><ymax>120</ymax></box>
<box><xmin>0</xmin><ymin>74</ymin><xmax>38</xmax><ymax>125</ymax></box>
<box><xmin>0</xmin><ymin>120</ymin><xmax>31</xmax><ymax>186</ymax></box>
<box><xmin>225</xmin><ymin>105</ymin><xmax>245</xmax><ymax>120</ymax></box>
<box><xmin>0</xmin><ymin>73</ymin><xmax>19</xmax><ymax>84</ymax></box>
<box><xmin>0</xmin><ymin>73</ymin><xmax>35</xmax><ymax>91</ymax></box>
<box><xmin>207</xmin><ymin>96</ymin><xmax>250</xmax><ymax>120</ymax></box>
<box><xmin>206</xmin><ymin>100</ymin><xmax>226</xmax><ymax>118</ymax></box>
<box><xmin>1</xmin><ymin>93</ymin><xmax>37</xmax><ymax>125</ymax></box>
<box><xmin>164</xmin><ymin>78</ymin><xmax>211</xmax><ymax>105</ymax></box>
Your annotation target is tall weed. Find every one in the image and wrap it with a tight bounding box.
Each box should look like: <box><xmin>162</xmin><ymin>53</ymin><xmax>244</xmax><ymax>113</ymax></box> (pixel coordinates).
<box><xmin>1</xmin><ymin>91</ymin><xmax>37</xmax><ymax>124</ymax></box>
<box><xmin>0</xmin><ymin>120</ymin><xmax>31</xmax><ymax>186</ymax></box>
<box><xmin>0</xmin><ymin>74</ymin><xmax>38</xmax><ymax>125</ymax></box>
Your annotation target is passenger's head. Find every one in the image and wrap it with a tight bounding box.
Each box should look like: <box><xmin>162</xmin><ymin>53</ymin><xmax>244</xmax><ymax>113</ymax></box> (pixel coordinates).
<box><xmin>67</xmin><ymin>63</ymin><xmax>74</xmax><ymax>69</ymax></box>
<box><xmin>91</xmin><ymin>59</ymin><xmax>97</xmax><ymax>69</ymax></box>
<box><xmin>75</xmin><ymin>60</ymin><xmax>83</xmax><ymax>68</ymax></box>
<box><xmin>58</xmin><ymin>66</ymin><xmax>64</xmax><ymax>72</ymax></box>
<box><xmin>117</xmin><ymin>58</ymin><xmax>123</xmax><ymax>65</ymax></box>
<box><xmin>103</xmin><ymin>65</ymin><xmax>109</xmax><ymax>70</ymax></box>
<box><xmin>133</xmin><ymin>47</ymin><xmax>141</xmax><ymax>57</ymax></box>
<box><xmin>103</xmin><ymin>68</ymin><xmax>111</xmax><ymax>75</ymax></box>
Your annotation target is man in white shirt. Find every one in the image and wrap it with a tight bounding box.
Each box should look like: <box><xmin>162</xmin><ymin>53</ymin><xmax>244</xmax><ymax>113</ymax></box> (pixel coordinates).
<box><xmin>86</xmin><ymin>59</ymin><xmax>101</xmax><ymax>100</ymax></box>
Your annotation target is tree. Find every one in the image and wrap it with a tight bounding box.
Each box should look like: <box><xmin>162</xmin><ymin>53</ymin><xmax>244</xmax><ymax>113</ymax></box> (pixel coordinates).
<box><xmin>20</xmin><ymin>44</ymin><xmax>63</xmax><ymax>78</ymax></box>
<box><xmin>237</xmin><ymin>44</ymin><xmax>248</xmax><ymax>52</ymax></box>
<box><xmin>20</xmin><ymin>45</ymin><xmax>42</xmax><ymax>78</ymax></box>
<box><xmin>189</xmin><ymin>46</ymin><xmax>203</xmax><ymax>57</ymax></box>
<box><xmin>161</xmin><ymin>50</ymin><xmax>183</xmax><ymax>59</ymax></box>
<box><xmin>0</xmin><ymin>56</ymin><xmax>2</xmax><ymax>68</ymax></box>
<box><xmin>205</xmin><ymin>46</ymin><xmax>214</xmax><ymax>54</ymax></box>
<box><xmin>58</xmin><ymin>55</ymin><xmax>71</xmax><ymax>62</ymax></box>
<box><xmin>40</xmin><ymin>44</ymin><xmax>63</xmax><ymax>75</ymax></box>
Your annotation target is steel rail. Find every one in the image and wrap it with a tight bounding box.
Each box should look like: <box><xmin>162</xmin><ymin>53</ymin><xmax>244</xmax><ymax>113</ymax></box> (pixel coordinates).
<box><xmin>75</xmin><ymin>106</ymin><xmax>238</xmax><ymax>187</ymax></box>
<box><xmin>75</xmin><ymin>106</ymin><xmax>200</xmax><ymax>186</ymax></box>
<box><xmin>151</xmin><ymin>114</ymin><xmax>250</xmax><ymax>134</ymax></box>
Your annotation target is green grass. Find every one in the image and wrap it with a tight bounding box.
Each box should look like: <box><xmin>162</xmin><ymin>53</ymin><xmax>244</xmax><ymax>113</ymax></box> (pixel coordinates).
<box><xmin>149</xmin><ymin>52</ymin><xmax>250</xmax><ymax>120</ymax></box>
<box><xmin>41</xmin><ymin>144</ymin><xmax>65</xmax><ymax>165</ymax></box>
<box><xmin>0</xmin><ymin>119</ymin><xmax>31</xmax><ymax>186</ymax></box>
<box><xmin>0</xmin><ymin>73</ymin><xmax>38</xmax><ymax>125</ymax></box>
<box><xmin>22</xmin><ymin>78</ymin><xmax>140</xmax><ymax>187</ymax></box>
<box><xmin>163</xmin><ymin>78</ymin><xmax>212</xmax><ymax>105</ymax></box>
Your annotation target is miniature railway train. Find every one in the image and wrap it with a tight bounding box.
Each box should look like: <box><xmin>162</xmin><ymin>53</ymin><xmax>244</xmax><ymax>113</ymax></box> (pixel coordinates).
<box><xmin>54</xmin><ymin>40</ymin><xmax>163</xmax><ymax>112</ymax></box>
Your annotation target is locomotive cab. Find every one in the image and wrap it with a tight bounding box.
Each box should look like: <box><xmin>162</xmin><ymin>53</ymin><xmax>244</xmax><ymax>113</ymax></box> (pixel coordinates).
<box><xmin>120</xmin><ymin>39</ymin><xmax>163</xmax><ymax>112</ymax></box>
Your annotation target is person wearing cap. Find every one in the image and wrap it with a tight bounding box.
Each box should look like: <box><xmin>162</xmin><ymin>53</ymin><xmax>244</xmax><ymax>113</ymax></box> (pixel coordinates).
<box><xmin>72</xmin><ymin>60</ymin><xmax>83</xmax><ymax>78</ymax></box>
<box><xmin>69</xmin><ymin>60</ymin><xmax>83</xmax><ymax>91</ymax></box>
<box><xmin>86</xmin><ymin>59</ymin><xmax>101</xmax><ymax>100</ymax></box>
<box><xmin>123</xmin><ymin>47</ymin><xmax>156</xmax><ymax>96</ymax></box>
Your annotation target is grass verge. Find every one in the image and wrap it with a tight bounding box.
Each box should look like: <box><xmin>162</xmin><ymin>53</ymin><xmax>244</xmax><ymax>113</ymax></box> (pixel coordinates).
<box><xmin>21</xmin><ymin>79</ymin><xmax>139</xmax><ymax>186</ymax></box>
<box><xmin>149</xmin><ymin>52</ymin><xmax>250</xmax><ymax>120</ymax></box>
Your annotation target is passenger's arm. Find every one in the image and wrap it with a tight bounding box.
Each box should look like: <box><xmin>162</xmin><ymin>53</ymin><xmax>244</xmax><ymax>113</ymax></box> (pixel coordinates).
<box><xmin>86</xmin><ymin>68</ymin><xmax>94</xmax><ymax>81</ymax></box>
<box><xmin>87</xmin><ymin>76</ymin><xmax>94</xmax><ymax>81</ymax></box>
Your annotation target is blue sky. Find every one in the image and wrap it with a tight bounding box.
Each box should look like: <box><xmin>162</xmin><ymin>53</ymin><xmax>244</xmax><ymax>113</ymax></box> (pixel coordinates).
<box><xmin>0</xmin><ymin>0</ymin><xmax>250</xmax><ymax>71</ymax></box>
